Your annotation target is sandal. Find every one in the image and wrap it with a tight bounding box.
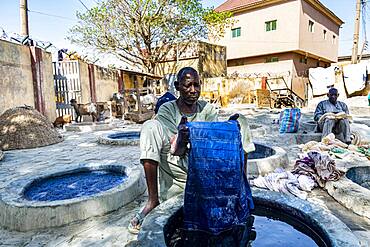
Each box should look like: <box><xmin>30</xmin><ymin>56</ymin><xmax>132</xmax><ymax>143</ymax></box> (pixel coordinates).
<box><xmin>128</xmin><ymin>211</ymin><xmax>146</xmax><ymax>234</ymax></box>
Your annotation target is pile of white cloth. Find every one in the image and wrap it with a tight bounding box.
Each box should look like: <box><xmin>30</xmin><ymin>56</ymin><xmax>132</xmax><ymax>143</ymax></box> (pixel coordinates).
<box><xmin>251</xmin><ymin>151</ymin><xmax>344</xmax><ymax>199</ymax></box>
<box><xmin>308</xmin><ymin>67</ymin><xmax>336</xmax><ymax>96</ymax></box>
<box><xmin>251</xmin><ymin>168</ymin><xmax>315</xmax><ymax>200</ymax></box>
<box><xmin>343</xmin><ymin>63</ymin><xmax>367</xmax><ymax>95</ymax></box>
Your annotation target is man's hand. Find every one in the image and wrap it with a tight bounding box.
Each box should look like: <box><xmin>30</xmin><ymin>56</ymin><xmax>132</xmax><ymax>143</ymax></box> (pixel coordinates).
<box><xmin>170</xmin><ymin>116</ymin><xmax>190</xmax><ymax>156</ymax></box>
<box><xmin>228</xmin><ymin>113</ymin><xmax>239</xmax><ymax>121</ymax></box>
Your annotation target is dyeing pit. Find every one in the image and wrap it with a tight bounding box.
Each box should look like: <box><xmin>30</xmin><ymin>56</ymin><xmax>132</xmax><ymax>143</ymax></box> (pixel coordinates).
<box><xmin>0</xmin><ymin>164</ymin><xmax>145</xmax><ymax>231</ymax></box>
<box><xmin>64</xmin><ymin>122</ymin><xmax>117</xmax><ymax>132</ymax></box>
<box><xmin>346</xmin><ymin>166</ymin><xmax>370</xmax><ymax>190</ymax></box>
<box><xmin>137</xmin><ymin>189</ymin><xmax>360</xmax><ymax>247</ymax></box>
<box><xmin>249</xmin><ymin>124</ymin><xmax>266</xmax><ymax>138</ymax></box>
<box><xmin>98</xmin><ymin>131</ymin><xmax>140</xmax><ymax>146</ymax></box>
<box><xmin>164</xmin><ymin>206</ymin><xmax>325</xmax><ymax>247</ymax></box>
<box><xmin>24</xmin><ymin>170</ymin><xmax>128</xmax><ymax>201</ymax></box>
<box><xmin>300</xmin><ymin>120</ymin><xmax>317</xmax><ymax>132</ymax></box>
<box><xmin>326</xmin><ymin>166</ymin><xmax>370</xmax><ymax>219</ymax></box>
<box><xmin>247</xmin><ymin>143</ymin><xmax>289</xmax><ymax>178</ymax></box>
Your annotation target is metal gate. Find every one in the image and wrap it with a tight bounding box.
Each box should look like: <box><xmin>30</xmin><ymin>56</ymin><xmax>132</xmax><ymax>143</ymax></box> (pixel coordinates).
<box><xmin>53</xmin><ymin>61</ymin><xmax>81</xmax><ymax>120</ymax></box>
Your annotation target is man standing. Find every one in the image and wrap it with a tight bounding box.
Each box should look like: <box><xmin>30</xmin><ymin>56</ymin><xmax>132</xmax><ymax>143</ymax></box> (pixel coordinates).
<box><xmin>314</xmin><ymin>88</ymin><xmax>351</xmax><ymax>144</ymax></box>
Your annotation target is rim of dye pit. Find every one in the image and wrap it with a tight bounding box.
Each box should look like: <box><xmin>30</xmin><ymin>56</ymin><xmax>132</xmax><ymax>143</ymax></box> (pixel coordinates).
<box><xmin>137</xmin><ymin>189</ymin><xmax>360</xmax><ymax>247</ymax></box>
<box><xmin>249</xmin><ymin>124</ymin><xmax>267</xmax><ymax>138</ymax></box>
<box><xmin>164</xmin><ymin>206</ymin><xmax>326</xmax><ymax>246</ymax></box>
<box><xmin>64</xmin><ymin>122</ymin><xmax>117</xmax><ymax>132</ymax></box>
<box><xmin>346</xmin><ymin>166</ymin><xmax>370</xmax><ymax>190</ymax></box>
<box><xmin>326</xmin><ymin>166</ymin><xmax>370</xmax><ymax>219</ymax></box>
<box><xmin>247</xmin><ymin>143</ymin><xmax>289</xmax><ymax>178</ymax></box>
<box><xmin>0</xmin><ymin>164</ymin><xmax>145</xmax><ymax>231</ymax></box>
<box><xmin>98</xmin><ymin>131</ymin><xmax>141</xmax><ymax>146</ymax></box>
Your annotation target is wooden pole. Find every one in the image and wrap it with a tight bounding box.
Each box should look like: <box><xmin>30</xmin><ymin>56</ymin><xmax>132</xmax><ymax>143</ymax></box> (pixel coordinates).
<box><xmin>20</xmin><ymin>0</ymin><xmax>29</xmax><ymax>36</ymax></box>
<box><xmin>351</xmin><ymin>0</ymin><xmax>362</xmax><ymax>64</ymax></box>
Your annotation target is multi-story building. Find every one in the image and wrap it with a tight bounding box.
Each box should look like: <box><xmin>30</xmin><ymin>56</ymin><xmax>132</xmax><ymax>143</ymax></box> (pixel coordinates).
<box><xmin>214</xmin><ymin>0</ymin><xmax>343</xmax><ymax>99</ymax></box>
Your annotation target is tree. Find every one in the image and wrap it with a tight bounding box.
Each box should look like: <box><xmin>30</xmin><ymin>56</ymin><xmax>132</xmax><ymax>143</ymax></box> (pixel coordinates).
<box><xmin>69</xmin><ymin>0</ymin><xmax>233</xmax><ymax>74</ymax></box>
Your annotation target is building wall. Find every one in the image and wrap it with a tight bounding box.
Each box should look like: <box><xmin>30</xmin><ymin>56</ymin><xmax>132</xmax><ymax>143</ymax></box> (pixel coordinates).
<box><xmin>0</xmin><ymin>40</ymin><xmax>55</xmax><ymax>121</ymax></box>
<box><xmin>299</xmin><ymin>0</ymin><xmax>340</xmax><ymax>62</ymax></box>
<box><xmin>79</xmin><ymin>61</ymin><xmax>91</xmax><ymax>104</ymax></box>
<box><xmin>78</xmin><ymin>62</ymin><xmax>120</xmax><ymax>103</ymax></box>
<box><xmin>94</xmin><ymin>66</ymin><xmax>119</xmax><ymax>102</ymax></box>
<box><xmin>0</xmin><ymin>40</ymin><xmax>35</xmax><ymax>114</ymax></box>
<box><xmin>122</xmin><ymin>72</ymin><xmax>145</xmax><ymax>90</ymax></box>
<box><xmin>156</xmin><ymin>58</ymin><xmax>199</xmax><ymax>78</ymax></box>
<box><xmin>199</xmin><ymin>42</ymin><xmax>227</xmax><ymax>78</ymax></box>
<box><xmin>155</xmin><ymin>41</ymin><xmax>227</xmax><ymax>80</ymax></box>
<box><xmin>41</xmin><ymin>52</ymin><xmax>57</xmax><ymax>121</ymax></box>
<box><xmin>227</xmin><ymin>52</ymin><xmax>294</xmax><ymax>74</ymax></box>
<box><xmin>292</xmin><ymin>52</ymin><xmax>330</xmax><ymax>77</ymax></box>
<box><xmin>217</xmin><ymin>0</ymin><xmax>301</xmax><ymax>60</ymax></box>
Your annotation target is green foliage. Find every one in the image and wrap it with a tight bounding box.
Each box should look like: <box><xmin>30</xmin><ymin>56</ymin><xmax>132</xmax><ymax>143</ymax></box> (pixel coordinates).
<box><xmin>69</xmin><ymin>0</ymin><xmax>232</xmax><ymax>73</ymax></box>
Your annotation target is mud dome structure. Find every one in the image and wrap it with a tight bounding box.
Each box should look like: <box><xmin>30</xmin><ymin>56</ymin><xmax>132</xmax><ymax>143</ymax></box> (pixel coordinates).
<box><xmin>0</xmin><ymin>106</ymin><xmax>63</xmax><ymax>150</ymax></box>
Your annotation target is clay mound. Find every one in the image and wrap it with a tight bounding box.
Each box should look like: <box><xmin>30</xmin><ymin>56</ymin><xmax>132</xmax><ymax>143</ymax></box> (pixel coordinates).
<box><xmin>0</xmin><ymin>106</ymin><xmax>63</xmax><ymax>150</ymax></box>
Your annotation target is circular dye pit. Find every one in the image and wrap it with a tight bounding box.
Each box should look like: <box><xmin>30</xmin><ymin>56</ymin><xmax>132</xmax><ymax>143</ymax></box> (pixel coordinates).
<box><xmin>247</xmin><ymin>143</ymin><xmax>289</xmax><ymax>178</ymax></box>
<box><xmin>346</xmin><ymin>166</ymin><xmax>370</xmax><ymax>190</ymax></box>
<box><xmin>98</xmin><ymin>131</ymin><xmax>140</xmax><ymax>146</ymax></box>
<box><xmin>65</xmin><ymin>122</ymin><xmax>117</xmax><ymax>132</ymax></box>
<box><xmin>137</xmin><ymin>190</ymin><xmax>360</xmax><ymax>247</ymax></box>
<box><xmin>0</xmin><ymin>165</ymin><xmax>145</xmax><ymax>231</ymax></box>
<box><xmin>249</xmin><ymin>143</ymin><xmax>276</xmax><ymax>159</ymax></box>
<box><xmin>324</xmin><ymin>166</ymin><xmax>370</xmax><ymax>219</ymax></box>
<box><xmin>300</xmin><ymin>120</ymin><xmax>317</xmax><ymax>132</ymax></box>
<box><xmin>249</xmin><ymin>124</ymin><xmax>266</xmax><ymax>138</ymax></box>
<box><xmin>164</xmin><ymin>206</ymin><xmax>325</xmax><ymax>247</ymax></box>
<box><xmin>24</xmin><ymin>170</ymin><xmax>128</xmax><ymax>201</ymax></box>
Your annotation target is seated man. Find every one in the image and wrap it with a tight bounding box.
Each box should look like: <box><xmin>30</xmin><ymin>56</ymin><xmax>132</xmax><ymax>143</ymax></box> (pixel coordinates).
<box><xmin>128</xmin><ymin>67</ymin><xmax>255</xmax><ymax>234</ymax></box>
<box><xmin>314</xmin><ymin>88</ymin><xmax>351</xmax><ymax>144</ymax></box>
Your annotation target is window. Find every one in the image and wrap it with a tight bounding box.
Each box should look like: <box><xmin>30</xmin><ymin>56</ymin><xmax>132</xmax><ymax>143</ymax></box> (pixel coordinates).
<box><xmin>231</xmin><ymin>27</ymin><xmax>241</xmax><ymax>38</ymax></box>
<box><xmin>308</xmin><ymin>20</ymin><xmax>314</xmax><ymax>32</ymax></box>
<box><xmin>265</xmin><ymin>20</ymin><xmax>277</xmax><ymax>32</ymax></box>
<box><xmin>323</xmin><ymin>30</ymin><xmax>327</xmax><ymax>40</ymax></box>
<box><xmin>332</xmin><ymin>35</ymin><xmax>336</xmax><ymax>44</ymax></box>
<box><xmin>266</xmin><ymin>57</ymin><xmax>279</xmax><ymax>63</ymax></box>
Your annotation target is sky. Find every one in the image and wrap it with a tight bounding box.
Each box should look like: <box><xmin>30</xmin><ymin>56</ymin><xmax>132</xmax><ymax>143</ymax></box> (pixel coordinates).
<box><xmin>0</xmin><ymin>0</ymin><xmax>366</xmax><ymax>58</ymax></box>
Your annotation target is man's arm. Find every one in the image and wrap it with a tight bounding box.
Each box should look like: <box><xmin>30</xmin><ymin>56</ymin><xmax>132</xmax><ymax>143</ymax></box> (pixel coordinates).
<box><xmin>236</xmin><ymin>114</ymin><xmax>255</xmax><ymax>153</ymax></box>
<box><xmin>314</xmin><ymin>102</ymin><xmax>325</xmax><ymax>122</ymax></box>
<box><xmin>155</xmin><ymin>102</ymin><xmax>178</xmax><ymax>136</ymax></box>
<box><xmin>342</xmin><ymin>102</ymin><xmax>350</xmax><ymax>115</ymax></box>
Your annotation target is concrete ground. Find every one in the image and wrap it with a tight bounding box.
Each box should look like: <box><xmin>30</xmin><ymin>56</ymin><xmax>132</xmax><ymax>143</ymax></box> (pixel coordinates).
<box><xmin>0</xmin><ymin>106</ymin><xmax>369</xmax><ymax>246</ymax></box>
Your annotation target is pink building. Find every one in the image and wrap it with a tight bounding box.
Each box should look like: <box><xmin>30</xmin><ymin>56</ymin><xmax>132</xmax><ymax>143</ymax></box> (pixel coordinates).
<box><xmin>214</xmin><ymin>0</ymin><xmax>343</xmax><ymax>99</ymax></box>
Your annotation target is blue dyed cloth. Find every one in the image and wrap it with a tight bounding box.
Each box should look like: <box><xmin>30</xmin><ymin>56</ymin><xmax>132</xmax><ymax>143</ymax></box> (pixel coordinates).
<box><xmin>279</xmin><ymin>108</ymin><xmax>301</xmax><ymax>133</ymax></box>
<box><xmin>183</xmin><ymin>121</ymin><xmax>254</xmax><ymax>234</ymax></box>
<box><xmin>154</xmin><ymin>92</ymin><xmax>177</xmax><ymax>114</ymax></box>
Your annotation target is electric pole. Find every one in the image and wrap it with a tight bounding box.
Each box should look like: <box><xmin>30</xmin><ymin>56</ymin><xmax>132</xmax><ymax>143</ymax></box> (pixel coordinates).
<box><xmin>20</xmin><ymin>0</ymin><xmax>29</xmax><ymax>36</ymax></box>
<box><xmin>351</xmin><ymin>0</ymin><xmax>362</xmax><ymax>64</ymax></box>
